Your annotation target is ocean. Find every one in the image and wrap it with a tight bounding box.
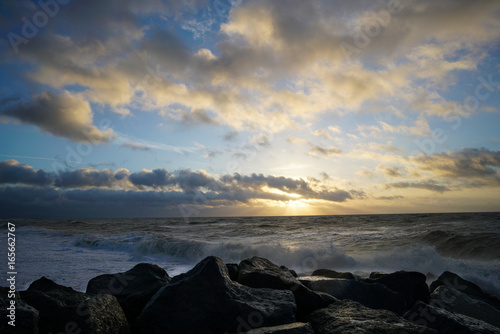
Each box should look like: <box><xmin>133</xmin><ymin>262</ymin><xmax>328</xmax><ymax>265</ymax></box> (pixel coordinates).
<box><xmin>2</xmin><ymin>212</ymin><xmax>500</xmax><ymax>297</ymax></box>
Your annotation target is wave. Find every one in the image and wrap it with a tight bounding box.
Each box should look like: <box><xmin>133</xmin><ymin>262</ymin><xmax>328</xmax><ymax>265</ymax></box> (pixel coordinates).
<box><xmin>73</xmin><ymin>233</ymin><xmax>357</xmax><ymax>270</ymax></box>
<box><xmin>418</xmin><ymin>230</ymin><xmax>500</xmax><ymax>260</ymax></box>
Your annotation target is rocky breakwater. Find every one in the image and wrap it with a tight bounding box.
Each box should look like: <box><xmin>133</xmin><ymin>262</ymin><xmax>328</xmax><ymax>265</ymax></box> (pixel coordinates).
<box><xmin>1</xmin><ymin>257</ymin><xmax>499</xmax><ymax>333</ymax></box>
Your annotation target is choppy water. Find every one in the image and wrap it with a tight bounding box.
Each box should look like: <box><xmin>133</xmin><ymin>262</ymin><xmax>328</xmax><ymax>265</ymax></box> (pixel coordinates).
<box><xmin>1</xmin><ymin>212</ymin><xmax>499</xmax><ymax>295</ymax></box>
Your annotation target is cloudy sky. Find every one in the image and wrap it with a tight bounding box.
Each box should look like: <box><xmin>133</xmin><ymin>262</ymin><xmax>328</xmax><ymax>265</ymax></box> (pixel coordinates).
<box><xmin>1</xmin><ymin>0</ymin><xmax>499</xmax><ymax>218</ymax></box>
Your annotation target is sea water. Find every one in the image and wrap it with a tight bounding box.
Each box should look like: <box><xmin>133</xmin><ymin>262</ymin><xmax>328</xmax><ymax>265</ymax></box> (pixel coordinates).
<box><xmin>1</xmin><ymin>212</ymin><xmax>499</xmax><ymax>296</ymax></box>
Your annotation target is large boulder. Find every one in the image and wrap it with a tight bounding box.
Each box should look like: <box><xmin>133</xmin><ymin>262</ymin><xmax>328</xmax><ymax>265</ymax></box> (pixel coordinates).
<box><xmin>246</xmin><ymin>322</ymin><xmax>314</xmax><ymax>334</ymax></box>
<box><xmin>305</xmin><ymin>299</ymin><xmax>437</xmax><ymax>333</ymax></box>
<box><xmin>305</xmin><ymin>278</ymin><xmax>407</xmax><ymax>315</ymax></box>
<box><xmin>137</xmin><ymin>256</ymin><xmax>296</xmax><ymax>334</ymax></box>
<box><xmin>404</xmin><ymin>301</ymin><xmax>500</xmax><ymax>334</ymax></box>
<box><xmin>430</xmin><ymin>271</ymin><xmax>500</xmax><ymax>311</ymax></box>
<box><xmin>312</xmin><ymin>269</ymin><xmax>355</xmax><ymax>280</ymax></box>
<box><xmin>0</xmin><ymin>287</ymin><xmax>39</xmax><ymax>334</ymax></box>
<box><xmin>362</xmin><ymin>270</ymin><xmax>430</xmax><ymax>308</ymax></box>
<box><xmin>20</xmin><ymin>277</ymin><xmax>130</xmax><ymax>334</ymax></box>
<box><xmin>430</xmin><ymin>285</ymin><xmax>500</xmax><ymax>329</ymax></box>
<box><xmin>86</xmin><ymin>263</ymin><xmax>170</xmax><ymax>330</ymax></box>
<box><xmin>237</xmin><ymin>257</ymin><xmax>336</xmax><ymax>318</ymax></box>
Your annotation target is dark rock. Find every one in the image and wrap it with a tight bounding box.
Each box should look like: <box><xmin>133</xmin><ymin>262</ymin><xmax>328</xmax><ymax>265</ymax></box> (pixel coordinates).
<box><xmin>137</xmin><ymin>256</ymin><xmax>296</xmax><ymax>334</ymax></box>
<box><xmin>86</xmin><ymin>263</ymin><xmax>170</xmax><ymax>330</ymax></box>
<box><xmin>430</xmin><ymin>271</ymin><xmax>500</xmax><ymax>311</ymax></box>
<box><xmin>226</xmin><ymin>263</ymin><xmax>239</xmax><ymax>281</ymax></box>
<box><xmin>312</xmin><ymin>269</ymin><xmax>355</xmax><ymax>280</ymax></box>
<box><xmin>281</xmin><ymin>265</ymin><xmax>298</xmax><ymax>278</ymax></box>
<box><xmin>306</xmin><ymin>278</ymin><xmax>407</xmax><ymax>315</ymax></box>
<box><xmin>20</xmin><ymin>277</ymin><xmax>130</xmax><ymax>334</ymax></box>
<box><xmin>0</xmin><ymin>287</ymin><xmax>39</xmax><ymax>334</ymax></box>
<box><xmin>363</xmin><ymin>270</ymin><xmax>430</xmax><ymax>308</ymax></box>
<box><xmin>404</xmin><ymin>300</ymin><xmax>500</xmax><ymax>334</ymax></box>
<box><xmin>306</xmin><ymin>299</ymin><xmax>437</xmax><ymax>333</ymax></box>
<box><xmin>246</xmin><ymin>322</ymin><xmax>314</xmax><ymax>334</ymax></box>
<box><xmin>238</xmin><ymin>257</ymin><xmax>336</xmax><ymax>318</ymax></box>
<box><xmin>430</xmin><ymin>285</ymin><xmax>500</xmax><ymax>329</ymax></box>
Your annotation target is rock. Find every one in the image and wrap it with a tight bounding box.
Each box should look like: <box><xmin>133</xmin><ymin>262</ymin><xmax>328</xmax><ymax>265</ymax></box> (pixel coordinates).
<box><xmin>430</xmin><ymin>271</ymin><xmax>500</xmax><ymax>311</ymax></box>
<box><xmin>0</xmin><ymin>287</ymin><xmax>39</xmax><ymax>334</ymax></box>
<box><xmin>237</xmin><ymin>257</ymin><xmax>336</xmax><ymax>318</ymax></box>
<box><xmin>246</xmin><ymin>322</ymin><xmax>314</xmax><ymax>334</ymax></box>
<box><xmin>281</xmin><ymin>265</ymin><xmax>298</xmax><ymax>278</ymax></box>
<box><xmin>86</xmin><ymin>263</ymin><xmax>170</xmax><ymax>330</ymax></box>
<box><xmin>363</xmin><ymin>270</ymin><xmax>430</xmax><ymax>308</ymax></box>
<box><xmin>20</xmin><ymin>277</ymin><xmax>130</xmax><ymax>334</ymax></box>
<box><xmin>369</xmin><ymin>271</ymin><xmax>388</xmax><ymax>279</ymax></box>
<box><xmin>404</xmin><ymin>300</ymin><xmax>500</xmax><ymax>334</ymax></box>
<box><xmin>137</xmin><ymin>256</ymin><xmax>296</xmax><ymax>334</ymax></box>
<box><xmin>312</xmin><ymin>269</ymin><xmax>355</xmax><ymax>280</ymax></box>
<box><xmin>226</xmin><ymin>263</ymin><xmax>239</xmax><ymax>281</ymax></box>
<box><xmin>306</xmin><ymin>278</ymin><xmax>407</xmax><ymax>315</ymax></box>
<box><xmin>306</xmin><ymin>299</ymin><xmax>437</xmax><ymax>333</ymax></box>
<box><xmin>430</xmin><ymin>285</ymin><xmax>500</xmax><ymax>329</ymax></box>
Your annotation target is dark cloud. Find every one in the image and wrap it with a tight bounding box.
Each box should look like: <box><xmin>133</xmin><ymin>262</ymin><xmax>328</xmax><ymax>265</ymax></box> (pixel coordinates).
<box><xmin>55</xmin><ymin>168</ymin><xmax>129</xmax><ymax>188</ymax></box>
<box><xmin>386</xmin><ymin>180</ymin><xmax>450</xmax><ymax>193</ymax></box>
<box><xmin>129</xmin><ymin>169</ymin><xmax>174</xmax><ymax>188</ymax></box>
<box><xmin>1</xmin><ymin>91</ymin><xmax>114</xmax><ymax>143</ymax></box>
<box><xmin>310</xmin><ymin>145</ymin><xmax>342</xmax><ymax>157</ymax></box>
<box><xmin>377</xmin><ymin>165</ymin><xmax>407</xmax><ymax>178</ymax></box>
<box><xmin>412</xmin><ymin>148</ymin><xmax>500</xmax><ymax>187</ymax></box>
<box><xmin>0</xmin><ymin>160</ymin><xmax>360</xmax><ymax>217</ymax></box>
<box><xmin>0</xmin><ymin>160</ymin><xmax>53</xmax><ymax>186</ymax></box>
<box><xmin>224</xmin><ymin>131</ymin><xmax>238</xmax><ymax>141</ymax></box>
<box><xmin>377</xmin><ymin>195</ymin><xmax>404</xmax><ymax>200</ymax></box>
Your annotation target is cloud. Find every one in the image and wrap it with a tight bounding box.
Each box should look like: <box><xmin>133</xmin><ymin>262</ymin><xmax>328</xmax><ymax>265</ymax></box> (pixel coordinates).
<box><xmin>368</xmin><ymin>141</ymin><xmax>404</xmax><ymax>153</ymax></box>
<box><xmin>55</xmin><ymin>168</ymin><xmax>130</xmax><ymax>188</ymax></box>
<box><xmin>3</xmin><ymin>0</ymin><xmax>500</xmax><ymax>135</ymax></box>
<box><xmin>412</xmin><ymin>148</ymin><xmax>500</xmax><ymax>186</ymax></box>
<box><xmin>313</xmin><ymin>129</ymin><xmax>334</xmax><ymax>140</ymax></box>
<box><xmin>0</xmin><ymin>160</ymin><xmax>53</xmax><ymax>186</ymax></box>
<box><xmin>386</xmin><ymin>180</ymin><xmax>450</xmax><ymax>193</ymax></box>
<box><xmin>121</xmin><ymin>142</ymin><xmax>152</xmax><ymax>151</ymax></box>
<box><xmin>288</xmin><ymin>136</ymin><xmax>342</xmax><ymax>157</ymax></box>
<box><xmin>129</xmin><ymin>169</ymin><xmax>175</xmax><ymax>189</ymax></box>
<box><xmin>1</xmin><ymin>91</ymin><xmax>114</xmax><ymax>143</ymax></box>
<box><xmin>377</xmin><ymin>165</ymin><xmax>408</xmax><ymax>178</ymax></box>
<box><xmin>0</xmin><ymin>160</ymin><xmax>362</xmax><ymax>217</ymax></box>
<box><xmin>250</xmin><ymin>134</ymin><xmax>272</xmax><ymax>147</ymax></box>
<box><xmin>377</xmin><ymin>195</ymin><xmax>404</xmax><ymax>201</ymax></box>
<box><xmin>310</xmin><ymin>145</ymin><xmax>342</xmax><ymax>157</ymax></box>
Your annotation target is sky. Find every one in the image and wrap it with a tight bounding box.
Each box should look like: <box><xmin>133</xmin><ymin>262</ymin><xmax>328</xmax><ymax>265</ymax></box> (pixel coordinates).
<box><xmin>0</xmin><ymin>0</ymin><xmax>499</xmax><ymax>218</ymax></box>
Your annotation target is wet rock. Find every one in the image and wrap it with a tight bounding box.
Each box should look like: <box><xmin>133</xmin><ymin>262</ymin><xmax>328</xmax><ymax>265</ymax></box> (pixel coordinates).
<box><xmin>86</xmin><ymin>263</ymin><xmax>170</xmax><ymax>330</ymax></box>
<box><xmin>430</xmin><ymin>271</ymin><xmax>500</xmax><ymax>311</ymax></box>
<box><xmin>363</xmin><ymin>270</ymin><xmax>430</xmax><ymax>308</ymax></box>
<box><xmin>404</xmin><ymin>300</ymin><xmax>500</xmax><ymax>334</ymax></box>
<box><xmin>306</xmin><ymin>299</ymin><xmax>436</xmax><ymax>333</ymax></box>
<box><xmin>137</xmin><ymin>256</ymin><xmax>296</xmax><ymax>334</ymax></box>
<box><xmin>238</xmin><ymin>257</ymin><xmax>336</xmax><ymax>318</ymax></box>
<box><xmin>20</xmin><ymin>277</ymin><xmax>130</xmax><ymax>334</ymax></box>
<box><xmin>312</xmin><ymin>269</ymin><xmax>355</xmax><ymax>280</ymax></box>
<box><xmin>0</xmin><ymin>287</ymin><xmax>39</xmax><ymax>334</ymax></box>
<box><xmin>247</xmin><ymin>322</ymin><xmax>314</xmax><ymax>334</ymax></box>
<box><xmin>430</xmin><ymin>285</ymin><xmax>500</xmax><ymax>329</ymax></box>
<box><xmin>306</xmin><ymin>278</ymin><xmax>407</xmax><ymax>315</ymax></box>
<box><xmin>226</xmin><ymin>263</ymin><xmax>239</xmax><ymax>281</ymax></box>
